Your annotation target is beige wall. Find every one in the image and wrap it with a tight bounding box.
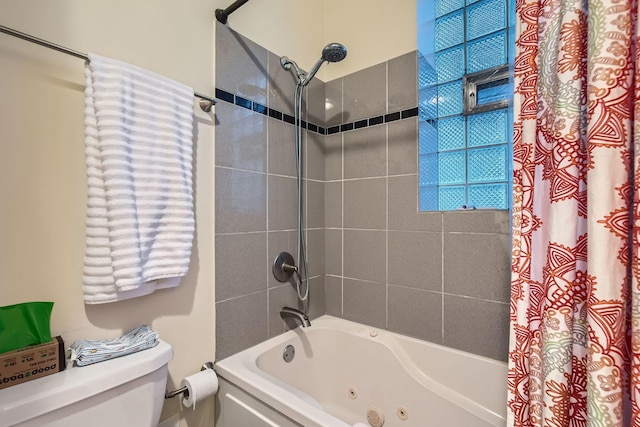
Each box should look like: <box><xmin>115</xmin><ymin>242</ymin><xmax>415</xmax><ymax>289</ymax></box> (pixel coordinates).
<box><xmin>226</xmin><ymin>0</ymin><xmax>417</xmax><ymax>82</ymax></box>
<box><xmin>225</xmin><ymin>0</ymin><xmax>325</xmax><ymax>79</ymax></box>
<box><xmin>0</xmin><ymin>1</ymin><xmax>219</xmax><ymax>425</ymax></box>
<box><xmin>323</xmin><ymin>0</ymin><xmax>417</xmax><ymax>81</ymax></box>
<box><xmin>0</xmin><ymin>0</ymin><xmax>416</xmax><ymax>425</ymax></box>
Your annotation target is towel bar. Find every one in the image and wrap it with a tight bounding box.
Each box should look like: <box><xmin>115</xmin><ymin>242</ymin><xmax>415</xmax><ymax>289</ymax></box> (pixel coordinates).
<box><xmin>0</xmin><ymin>24</ymin><xmax>216</xmax><ymax>112</ymax></box>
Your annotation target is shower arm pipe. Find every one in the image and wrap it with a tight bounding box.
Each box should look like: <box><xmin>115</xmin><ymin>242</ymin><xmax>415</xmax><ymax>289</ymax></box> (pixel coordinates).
<box><xmin>301</xmin><ymin>58</ymin><xmax>325</xmax><ymax>87</ymax></box>
<box><xmin>215</xmin><ymin>0</ymin><xmax>250</xmax><ymax>24</ymax></box>
<box><xmin>0</xmin><ymin>24</ymin><xmax>216</xmax><ymax>112</ymax></box>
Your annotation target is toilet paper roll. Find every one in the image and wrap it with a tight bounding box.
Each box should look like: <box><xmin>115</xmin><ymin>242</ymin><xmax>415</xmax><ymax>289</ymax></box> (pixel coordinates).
<box><xmin>180</xmin><ymin>369</ymin><xmax>219</xmax><ymax>410</ymax></box>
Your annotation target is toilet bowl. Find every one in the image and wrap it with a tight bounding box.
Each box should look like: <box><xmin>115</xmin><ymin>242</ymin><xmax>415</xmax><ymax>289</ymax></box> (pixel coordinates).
<box><xmin>0</xmin><ymin>339</ymin><xmax>173</xmax><ymax>427</ymax></box>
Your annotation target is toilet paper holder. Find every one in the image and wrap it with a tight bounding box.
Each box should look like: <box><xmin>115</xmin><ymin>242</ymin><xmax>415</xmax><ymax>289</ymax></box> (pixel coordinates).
<box><xmin>165</xmin><ymin>362</ymin><xmax>215</xmax><ymax>399</ymax></box>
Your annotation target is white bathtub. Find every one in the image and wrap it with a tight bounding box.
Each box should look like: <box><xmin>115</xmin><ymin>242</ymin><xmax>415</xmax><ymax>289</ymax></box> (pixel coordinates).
<box><xmin>214</xmin><ymin>315</ymin><xmax>507</xmax><ymax>427</ymax></box>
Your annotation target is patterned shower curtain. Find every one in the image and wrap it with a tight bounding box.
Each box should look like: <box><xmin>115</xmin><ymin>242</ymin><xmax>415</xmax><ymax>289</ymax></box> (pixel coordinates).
<box><xmin>507</xmin><ymin>0</ymin><xmax>640</xmax><ymax>423</ymax></box>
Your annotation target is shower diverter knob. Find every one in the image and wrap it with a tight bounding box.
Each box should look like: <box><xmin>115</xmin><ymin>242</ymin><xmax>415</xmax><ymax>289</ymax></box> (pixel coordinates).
<box><xmin>273</xmin><ymin>252</ymin><xmax>296</xmax><ymax>282</ymax></box>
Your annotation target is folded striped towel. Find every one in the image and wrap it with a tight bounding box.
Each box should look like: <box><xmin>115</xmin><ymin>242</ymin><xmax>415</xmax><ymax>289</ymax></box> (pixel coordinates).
<box><xmin>83</xmin><ymin>53</ymin><xmax>195</xmax><ymax>304</ymax></box>
<box><xmin>70</xmin><ymin>325</ymin><xmax>159</xmax><ymax>366</ymax></box>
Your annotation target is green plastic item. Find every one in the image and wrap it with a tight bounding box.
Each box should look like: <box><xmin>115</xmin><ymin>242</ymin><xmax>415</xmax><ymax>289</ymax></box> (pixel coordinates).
<box><xmin>0</xmin><ymin>302</ymin><xmax>54</xmax><ymax>354</ymax></box>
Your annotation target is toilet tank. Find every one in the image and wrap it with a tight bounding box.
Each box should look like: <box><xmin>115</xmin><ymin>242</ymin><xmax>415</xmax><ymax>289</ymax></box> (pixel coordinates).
<box><xmin>0</xmin><ymin>339</ymin><xmax>173</xmax><ymax>427</ymax></box>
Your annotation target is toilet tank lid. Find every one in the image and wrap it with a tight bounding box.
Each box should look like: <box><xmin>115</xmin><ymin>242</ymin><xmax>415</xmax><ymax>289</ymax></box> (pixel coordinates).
<box><xmin>0</xmin><ymin>339</ymin><xmax>173</xmax><ymax>427</ymax></box>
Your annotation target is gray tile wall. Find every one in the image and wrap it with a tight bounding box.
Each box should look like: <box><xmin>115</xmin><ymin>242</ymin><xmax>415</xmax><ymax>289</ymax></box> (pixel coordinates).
<box><xmin>215</xmin><ymin>24</ymin><xmax>325</xmax><ymax>360</ymax></box>
<box><xmin>324</xmin><ymin>51</ymin><xmax>511</xmax><ymax>361</ymax></box>
<box><xmin>215</xmin><ymin>23</ymin><xmax>511</xmax><ymax>362</ymax></box>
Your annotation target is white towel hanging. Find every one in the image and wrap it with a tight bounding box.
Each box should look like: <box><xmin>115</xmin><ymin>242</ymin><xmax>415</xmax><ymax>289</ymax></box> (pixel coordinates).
<box><xmin>82</xmin><ymin>53</ymin><xmax>195</xmax><ymax>304</ymax></box>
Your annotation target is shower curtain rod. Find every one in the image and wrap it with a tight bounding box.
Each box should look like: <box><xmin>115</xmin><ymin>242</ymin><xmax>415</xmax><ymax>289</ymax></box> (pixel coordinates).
<box><xmin>0</xmin><ymin>24</ymin><xmax>216</xmax><ymax>112</ymax></box>
<box><xmin>215</xmin><ymin>0</ymin><xmax>250</xmax><ymax>24</ymax></box>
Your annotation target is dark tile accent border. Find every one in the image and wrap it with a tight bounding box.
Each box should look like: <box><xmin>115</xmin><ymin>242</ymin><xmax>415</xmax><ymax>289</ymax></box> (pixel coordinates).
<box><xmin>215</xmin><ymin>88</ymin><xmax>234</xmax><ymax>104</ymax></box>
<box><xmin>215</xmin><ymin>87</ymin><xmax>418</xmax><ymax>135</ymax></box>
<box><xmin>385</xmin><ymin>111</ymin><xmax>401</xmax><ymax>123</ymax></box>
<box><xmin>235</xmin><ymin>96</ymin><xmax>251</xmax><ymax>109</ymax></box>
<box><xmin>341</xmin><ymin>122</ymin><xmax>354</xmax><ymax>132</ymax></box>
<box><xmin>354</xmin><ymin>119</ymin><xmax>368</xmax><ymax>129</ymax></box>
<box><xmin>402</xmin><ymin>107</ymin><xmax>419</xmax><ymax>119</ymax></box>
<box><xmin>369</xmin><ymin>116</ymin><xmax>384</xmax><ymax>126</ymax></box>
<box><xmin>253</xmin><ymin>102</ymin><xmax>267</xmax><ymax>115</ymax></box>
<box><xmin>268</xmin><ymin>108</ymin><xmax>282</xmax><ymax>120</ymax></box>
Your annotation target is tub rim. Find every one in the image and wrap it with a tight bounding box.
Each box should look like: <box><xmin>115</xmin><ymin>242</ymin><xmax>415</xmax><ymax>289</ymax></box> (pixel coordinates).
<box><xmin>215</xmin><ymin>315</ymin><xmax>506</xmax><ymax>427</ymax></box>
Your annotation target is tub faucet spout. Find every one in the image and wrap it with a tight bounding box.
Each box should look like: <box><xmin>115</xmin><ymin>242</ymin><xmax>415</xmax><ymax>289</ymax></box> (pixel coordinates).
<box><xmin>280</xmin><ymin>306</ymin><xmax>311</xmax><ymax>328</ymax></box>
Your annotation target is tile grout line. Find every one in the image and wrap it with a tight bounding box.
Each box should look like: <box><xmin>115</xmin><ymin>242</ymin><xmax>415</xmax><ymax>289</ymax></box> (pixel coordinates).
<box><xmin>441</xmin><ymin>213</ymin><xmax>445</xmax><ymax>342</ymax></box>
<box><xmin>265</xmin><ymin>59</ymin><xmax>271</xmax><ymax>339</ymax></box>
<box><xmin>385</xmin><ymin>60</ymin><xmax>390</xmax><ymax>331</ymax></box>
<box><xmin>340</xmin><ymin>75</ymin><xmax>345</xmax><ymax>317</ymax></box>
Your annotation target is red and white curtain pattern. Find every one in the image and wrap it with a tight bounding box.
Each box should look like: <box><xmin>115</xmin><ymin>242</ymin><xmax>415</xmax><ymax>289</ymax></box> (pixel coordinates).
<box><xmin>507</xmin><ymin>0</ymin><xmax>640</xmax><ymax>423</ymax></box>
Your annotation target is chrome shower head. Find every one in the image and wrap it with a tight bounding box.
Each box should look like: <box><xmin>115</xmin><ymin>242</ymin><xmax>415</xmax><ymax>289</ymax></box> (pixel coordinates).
<box><xmin>281</xmin><ymin>43</ymin><xmax>348</xmax><ymax>87</ymax></box>
<box><xmin>321</xmin><ymin>43</ymin><xmax>348</xmax><ymax>63</ymax></box>
<box><xmin>302</xmin><ymin>42</ymin><xmax>347</xmax><ymax>86</ymax></box>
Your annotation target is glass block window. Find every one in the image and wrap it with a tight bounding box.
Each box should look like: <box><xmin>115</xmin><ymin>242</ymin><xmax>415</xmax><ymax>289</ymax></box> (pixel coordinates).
<box><xmin>467</xmin><ymin>31</ymin><xmax>507</xmax><ymax>73</ymax></box>
<box><xmin>417</xmin><ymin>0</ymin><xmax>513</xmax><ymax>211</ymax></box>
<box><xmin>467</xmin><ymin>146</ymin><xmax>508</xmax><ymax>182</ymax></box>
<box><xmin>436</xmin><ymin>0</ymin><xmax>465</xmax><ymax>17</ymax></box>
<box><xmin>466</xmin><ymin>0</ymin><xmax>507</xmax><ymax>40</ymax></box>
<box><xmin>438</xmin><ymin>151</ymin><xmax>466</xmax><ymax>184</ymax></box>
<box><xmin>468</xmin><ymin>110</ymin><xmax>508</xmax><ymax>147</ymax></box>
<box><xmin>435</xmin><ymin>46</ymin><xmax>465</xmax><ymax>83</ymax></box>
<box><xmin>435</xmin><ymin>11</ymin><xmax>464</xmax><ymax>51</ymax></box>
<box><xmin>439</xmin><ymin>186</ymin><xmax>466</xmax><ymax>210</ymax></box>
<box><xmin>437</xmin><ymin>80</ymin><xmax>464</xmax><ymax>117</ymax></box>
<box><xmin>438</xmin><ymin>116</ymin><xmax>466</xmax><ymax>151</ymax></box>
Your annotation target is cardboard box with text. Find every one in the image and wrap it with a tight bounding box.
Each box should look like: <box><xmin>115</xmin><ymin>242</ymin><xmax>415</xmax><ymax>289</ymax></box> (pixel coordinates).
<box><xmin>0</xmin><ymin>336</ymin><xmax>66</xmax><ymax>390</ymax></box>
